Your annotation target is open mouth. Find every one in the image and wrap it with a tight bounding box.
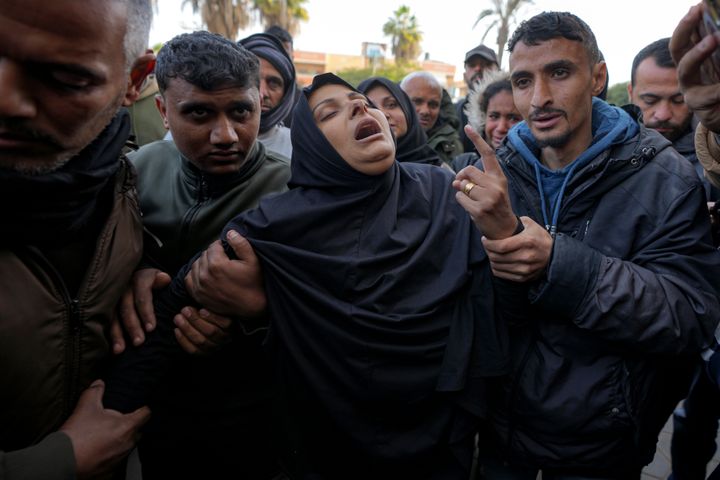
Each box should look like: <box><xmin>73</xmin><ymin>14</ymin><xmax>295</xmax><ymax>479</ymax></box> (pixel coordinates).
<box><xmin>354</xmin><ymin>118</ymin><xmax>382</xmax><ymax>140</ymax></box>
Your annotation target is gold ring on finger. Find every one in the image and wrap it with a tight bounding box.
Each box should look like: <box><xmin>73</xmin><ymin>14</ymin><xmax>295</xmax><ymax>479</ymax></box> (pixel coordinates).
<box><xmin>463</xmin><ymin>181</ymin><xmax>476</xmax><ymax>196</ymax></box>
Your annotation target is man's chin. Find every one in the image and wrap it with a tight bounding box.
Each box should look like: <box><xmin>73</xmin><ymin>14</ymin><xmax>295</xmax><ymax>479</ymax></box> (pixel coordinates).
<box><xmin>534</xmin><ymin>130</ymin><xmax>572</xmax><ymax>150</ymax></box>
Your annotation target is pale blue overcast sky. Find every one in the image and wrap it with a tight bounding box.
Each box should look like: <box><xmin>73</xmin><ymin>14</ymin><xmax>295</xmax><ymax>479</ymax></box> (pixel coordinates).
<box><xmin>150</xmin><ymin>0</ymin><xmax>698</xmax><ymax>85</ymax></box>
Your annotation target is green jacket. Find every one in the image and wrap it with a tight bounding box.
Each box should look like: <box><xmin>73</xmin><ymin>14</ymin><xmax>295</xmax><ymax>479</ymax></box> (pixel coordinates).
<box><xmin>130</xmin><ymin>140</ymin><xmax>290</xmax><ymax>274</ymax></box>
<box><xmin>427</xmin><ymin>89</ymin><xmax>464</xmax><ymax>166</ymax></box>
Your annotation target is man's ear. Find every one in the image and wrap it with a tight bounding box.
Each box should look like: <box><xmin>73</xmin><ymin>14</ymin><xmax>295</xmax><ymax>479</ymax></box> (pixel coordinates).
<box><xmin>627</xmin><ymin>82</ymin><xmax>634</xmax><ymax>101</ymax></box>
<box><xmin>155</xmin><ymin>94</ymin><xmax>170</xmax><ymax>129</ymax></box>
<box><xmin>590</xmin><ymin>61</ymin><xmax>608</xmax><ymax>97</ymax></box>
<box><xmin>123</xmin><ymin>49</ymin><xmax>156</xmax><ymax>107</ymax></box>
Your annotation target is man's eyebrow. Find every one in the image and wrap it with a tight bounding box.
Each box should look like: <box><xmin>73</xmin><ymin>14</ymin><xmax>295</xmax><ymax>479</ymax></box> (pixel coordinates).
<box><xmin>543</xmin><ymin>59</ymin><xmax>575</xmax><ymax>73</ymax></box>
<box><xmin>638</xmin><ymin>93</ymin><xmax>661</xmax><ymax>100</ymax></box>
<box><xmin>510</xmin><ymin>70</ymin><xmax>530</xmax><ymax>82</ymax></box>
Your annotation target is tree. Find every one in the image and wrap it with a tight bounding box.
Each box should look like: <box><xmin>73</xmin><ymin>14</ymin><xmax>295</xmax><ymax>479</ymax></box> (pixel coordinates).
<box><xmin>382</xmin><ymin>5</ymin><xmax>422</xmax><ymax>65</ymax></box>
<box><xmin>606</xmin><ymin>82</ymin><xmax>630</xmax><ymax>107</ymax></box>
<box><xmin>253</xmin><ymin>0</ymin><xmax>309</xmax><ymax>36</ymax></box>
<box><xmin>474</xmin><ymin>0</ymin><xmax>533</xmax><ymax>66</ymax></box>
<box><xmin>337</xmin><ymin>63</ymin><xmax>420</xmax><ymax>88</ymax></box>
<box><xmin>183</xmin><ymin>0</ymin><xmax>252</xmax><ymax>40</ymax></box>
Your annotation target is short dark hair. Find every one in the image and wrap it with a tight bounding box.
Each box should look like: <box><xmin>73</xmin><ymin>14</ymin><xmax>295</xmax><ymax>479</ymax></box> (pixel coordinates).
<box><xmin>630</xmin><ymin>38</ymin><xmax>674</xmax><ymax>86</ymax></box>
<box><xmin>265</xmin><ymin>25</ymin><xmax>293</xmax><ymax>46</ymax></box>
<box><xmin>508</xmin><ymin>12</ymin><xmax>601</xmax><ymax>66</ymax></box>
<box><xmin>481</xmin><ymin>79</ymin><xmax>512</xmax><ymax>114</ymax></box>
<box><xmin>155</xmin><ymin>31</ymin><xmax>259</xmax><ymax>93</ymax></box>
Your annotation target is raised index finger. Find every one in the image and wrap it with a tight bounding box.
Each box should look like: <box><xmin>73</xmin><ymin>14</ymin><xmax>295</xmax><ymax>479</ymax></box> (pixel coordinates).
<box><xmin>464</xmin><ymin>124</ymin><xmax>503</xmax><ymax>176</ymax></box>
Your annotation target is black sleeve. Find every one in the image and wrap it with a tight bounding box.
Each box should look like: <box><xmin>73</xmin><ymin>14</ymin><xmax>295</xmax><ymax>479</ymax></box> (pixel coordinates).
<box><xmin>102</xmin><ymin>261</ymin><xmax>196</xmax><ymax>413</ymax></box>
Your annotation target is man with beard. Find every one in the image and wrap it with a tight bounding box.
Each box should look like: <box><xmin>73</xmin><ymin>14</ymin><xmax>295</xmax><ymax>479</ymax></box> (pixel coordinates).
<box><xmin>240</xmin><ymin>33</ymin><xmax>296</xmax><ymax>159</ymax></box>
<box><xmin>0</xmin><ymin>0</ymin><xmax>154</xmax><ymax>478</ymax></box>
<box><xmin>455</xmin><ymin>44</ymin><xmax>499</xmax><ymax>152</ymax></box>
<box><xmin>629</xmin><ymin>37</ymin><xmax>718</xmax><ymax>200</ymax></box>
<box><xmin>454</xmin><ymin>11</ymin><xmax>720</xmax><ymax>477</ymax></box>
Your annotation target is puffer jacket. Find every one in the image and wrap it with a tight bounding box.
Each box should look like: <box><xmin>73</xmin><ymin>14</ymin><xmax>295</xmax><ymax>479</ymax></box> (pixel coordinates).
<box><xmin>0</xmin><ymin>158</ymin><xmax>143</xmax><ymax>478</ymax></box>
<box><xmin>484</xmin><ymin>125</ymin><xmax>720</xmax><ymax>473</ymax></box>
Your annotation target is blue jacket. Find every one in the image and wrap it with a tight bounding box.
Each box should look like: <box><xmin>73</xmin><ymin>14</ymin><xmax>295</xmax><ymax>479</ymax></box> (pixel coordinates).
<box><xmin>485</xmin><ymin>120</ymin><xmax>720</xmax><ymax>472</ymax></box>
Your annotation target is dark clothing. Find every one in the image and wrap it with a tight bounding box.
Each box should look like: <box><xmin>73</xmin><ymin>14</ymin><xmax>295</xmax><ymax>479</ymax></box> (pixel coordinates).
<box><xmin>241</xmin><ymin>34</ymin><xmax>297</xmax><ymax>135</ymax></box>
<box><xmin>104</xmin><ymin>73</ymin><xmax>508</xmax><ymax>480</ymax></box>
<box><xmin>358</xmin><ymin>77</ymin><xmax>441</xmax><ymax>166</ymax></box>
<box><xmin>674</xmin><ymin>126</ymin><xmax>720</xmax><ymax>201</ymax></box>
<box><xmin>456</xmin><ymin>96</ymin><xmax>475</xmax><ymax>153</ymax></box>
<box><xmin>670</xmin><ymin>363</ymin><xmax>720</xmax><ymax>480</ymax></box>
<box><xmin>131</xmin><ymin>140</ymin><xmax>290</xmax><ymax>274</ymax></box>
<box><xmin>0</xmin><ymin>112</ymin><xmax>143</xmax><ymax>479</ymax></box>
<box><xmin>483</xmin><ymin>102</ymin><xmax>720</xmax><ymax>473</ymax></box>
<box><xmin>427</xmin><ymin>89</ymin><xmax>463</xmax><ymax>165</ymax></box>
<box><xmin>128</xmin><ymin>139</ymin><xmax>290</xmax><ymax>480</ymax></box>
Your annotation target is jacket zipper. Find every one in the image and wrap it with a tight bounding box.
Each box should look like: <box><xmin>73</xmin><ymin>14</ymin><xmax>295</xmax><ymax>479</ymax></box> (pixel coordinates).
<box><xmin>24</xmin><ymin>247</ymin><xmax>82</xmax><ymax>417</ymax></box>
<box><xmin>179</xmin><ymin>174</ymin><xmax>209</xmax><ymax>240</ymax></box>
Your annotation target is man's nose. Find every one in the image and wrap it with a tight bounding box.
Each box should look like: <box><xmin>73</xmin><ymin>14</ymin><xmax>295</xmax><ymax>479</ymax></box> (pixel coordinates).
<box><xmin>0</xmin><ymin>59</ymin><xmax>37</xmax><ymax>119</ymax></box>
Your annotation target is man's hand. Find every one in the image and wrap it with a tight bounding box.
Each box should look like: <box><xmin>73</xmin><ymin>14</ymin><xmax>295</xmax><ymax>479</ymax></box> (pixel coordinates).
<box><xmin>185</xmin><ymin>230</ymin><xmax>267</xmax><ymax>317</ymax></box>
<box><xmin>453</xmin><ymin>124</ymin><xmax>518</xmax><ymax>239</ymax></box>
<box><xmin>60</xmin><ymin>380</ymin><xmax>150</xmax><ymax>479</ymax></box>
<box><xmin>481</xmin><ymin>217</ymin><xmax>553</xmax><ymax>282</ymax></box>
<box><xmin>111</xmin><ymin>268</ymin><xmax>171</xmax><ymax>354</ymax></box>
<box><xmin>670</xmin><ymin>3</ymin><xmax>720</xmax><ymax>132</ymax></box>
<box><xmin>173</xmin><ymin>307</ymin><xmax>233</xmax><ymax>355</ymax></box>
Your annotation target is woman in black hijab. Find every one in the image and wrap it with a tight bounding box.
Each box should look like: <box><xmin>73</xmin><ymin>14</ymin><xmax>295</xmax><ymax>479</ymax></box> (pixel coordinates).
<box><xmin>358</xmin><ymin>76</ymin><xmax>441</xmax><ymax>166</ymax></box>
<box><xmin>105</xmin><ymin>73</ymin><xmax>506</xmax><ymax>480</ymax></box>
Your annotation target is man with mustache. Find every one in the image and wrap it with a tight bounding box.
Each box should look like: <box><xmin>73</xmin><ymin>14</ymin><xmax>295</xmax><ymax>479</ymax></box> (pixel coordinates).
<box><xmin>0</xmin><ymin>0</ymin><xmax>154</xmax><ymax>478</ymax></box>
<box><xmin>455</xmin><ymin>44</ymin><xmax>499</xmax><ymax>153</ymax></box>
<box><xmin>629</xmin><ymin>38</ymin><xmax>718</xmax><ymax>201</ymax></box>
<box><xmin>401</xmin><ymin>71</ymin><xmax>464</xmax><ymax>165</ymax></box>
<box><xmin>240</xmin><ymin>32</ymin><xmax>297</xmax><ymax>159</ymax></box>
<box><xmin>113</xmin><ymin>31</ymin><xmax>290</xmax><ymax>479</ymax></box>
<box><xmin>454</xmin><ymin>11</ymin><xmax>720</xmax><ymax>477</ymax></box>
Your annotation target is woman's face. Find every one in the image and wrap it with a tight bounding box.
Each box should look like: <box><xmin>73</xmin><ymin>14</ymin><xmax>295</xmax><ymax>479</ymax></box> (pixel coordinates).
<box><xmin>309</xmin><ymin>83</ymin><xmax>396</xmax><ymax>176</ymax></box>
<box><xmin>484</xmin><ymin>90</ymin><xmax>522</xmax><ymax>149</ymax></box>
<box><xmin>364</xmin><ymin>85</ymin><xmax>408</xmax><ymax>139</ymax></box>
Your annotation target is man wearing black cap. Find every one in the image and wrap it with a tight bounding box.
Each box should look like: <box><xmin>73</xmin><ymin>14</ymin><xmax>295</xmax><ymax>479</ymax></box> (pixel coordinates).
<box><xmin>241</xmin><ymin>33</ymin><xmax>297</xmax><ymax>159</ymax></box>
<box><xmin>456</xmin><ymin>44</ymin><xmax>499</xmax><ymax>152</ymax></box>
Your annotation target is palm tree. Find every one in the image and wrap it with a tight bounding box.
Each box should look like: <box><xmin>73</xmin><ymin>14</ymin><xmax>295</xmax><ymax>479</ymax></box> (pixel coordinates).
<box><xmin>183</xmin><ymin>0</ymin><xmax>252</xmax><ymax>40</ymax></box>
<box><xmin>253</xmin><ymin>0</ymin><xmax>309</xmax><ymax>36</ymax></box>
<box><xmin>474</xmin><ymin>0</ymin><xmax>533</xmax><ymax>66</ymax></box>
<box><xmin>382</xmin><ymin>5</ymin><xmax>422</xmax><ymax>65</ymax></box>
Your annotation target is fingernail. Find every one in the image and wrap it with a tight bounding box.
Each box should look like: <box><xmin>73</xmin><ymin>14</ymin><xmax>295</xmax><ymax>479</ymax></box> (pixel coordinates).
<box><xmin>181</xmin><ymin>307</ymin><xmax>191</xmax><ymax>316</ymax></box>
<box><xmin>227</xmin><ymin>229</ymin><xmax>238</xmax><ymax>239</ymax></box>
<box><xmin>145</xmin><ymin>323</ymin><xmax>155</xmax><ymax>332</ymax></box>
<box><xmin>113</xmin><ymin>343</ymin><xmax>122</xmax><ymax>353</ymax></box>
<box><xmin>173</xmin><ymin>316</ymin><xmax>184</xmax><ymax>327</ymax></box>
<box><xmin>199</xmin><ymin>309</ymin><xmax>209</xmax><ymax>318</ymax></box>
<box><xmin>133</xmin><ymin>336</ymin><xmax>143</xmax><ymax>346</ymax></box>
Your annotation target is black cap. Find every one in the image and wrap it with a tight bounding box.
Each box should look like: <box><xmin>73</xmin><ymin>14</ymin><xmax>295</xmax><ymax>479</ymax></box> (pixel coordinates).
<box><xmin>464</xmin><ymin>44</ymin><xmax>498</xmax><ymax>65</ymax></box>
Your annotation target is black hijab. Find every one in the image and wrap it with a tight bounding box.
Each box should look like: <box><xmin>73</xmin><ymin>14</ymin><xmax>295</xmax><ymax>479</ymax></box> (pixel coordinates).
<box><xmin>223</xmin><ymin>73</ymin><xmax>506</xmax><ymax>476</ymax></box>
<box><xmin>358</xmin><ymin>76</ymin><xmax>441</xmax><ymax>166</ymax></box>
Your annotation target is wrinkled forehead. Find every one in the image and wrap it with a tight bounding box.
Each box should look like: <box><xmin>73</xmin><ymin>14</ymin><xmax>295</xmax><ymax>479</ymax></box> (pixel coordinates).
<box><xmin>404</xmin><ymin>78</ymin><xmax>440</xmax><ymax>100</ymax></box>
<box><xmin>0</xmin><ymin>0</ymin><xmax>128</xmax><ymax>68</ymax></box>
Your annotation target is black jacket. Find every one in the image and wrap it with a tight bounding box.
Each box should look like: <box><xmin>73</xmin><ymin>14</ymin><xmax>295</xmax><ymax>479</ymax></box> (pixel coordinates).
<box><xmin>484</xmin><ymin>125</ymin><xmax>720</xmax><ymax>473</ymax></box>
